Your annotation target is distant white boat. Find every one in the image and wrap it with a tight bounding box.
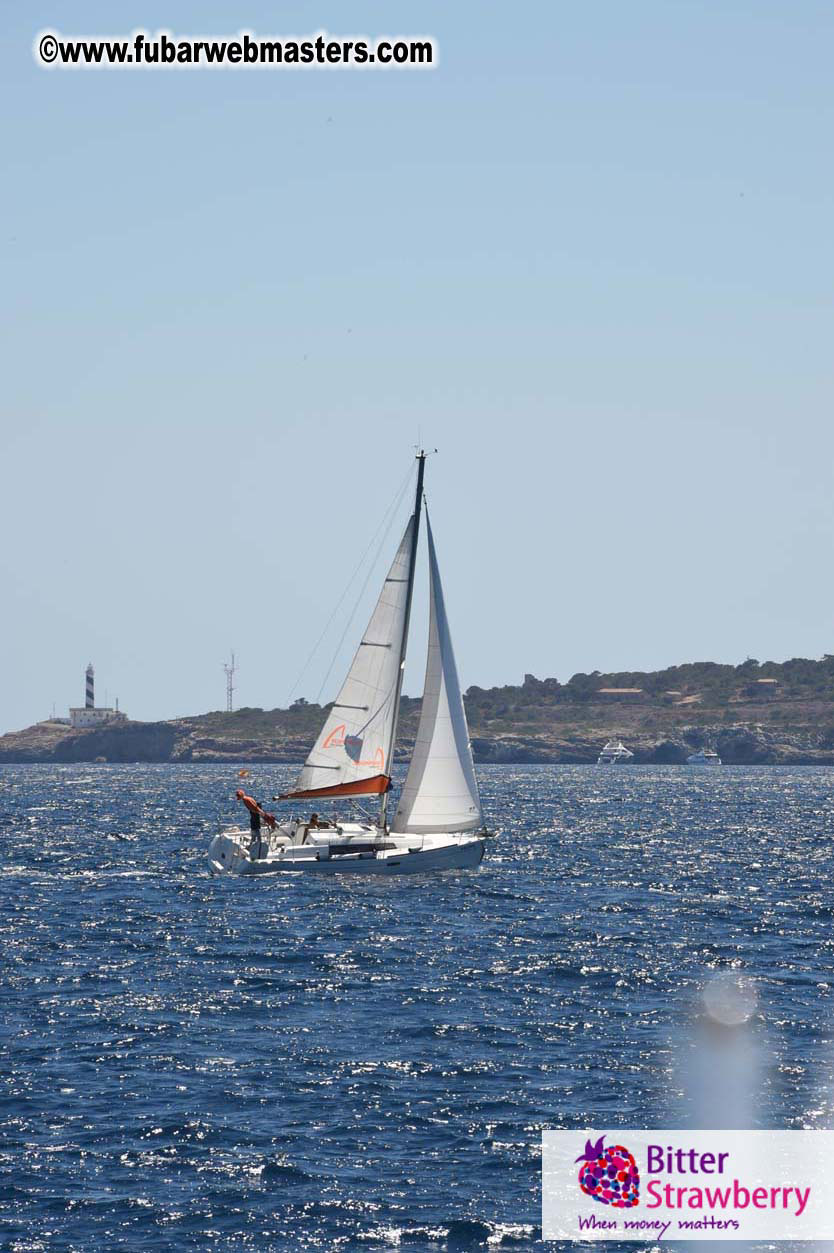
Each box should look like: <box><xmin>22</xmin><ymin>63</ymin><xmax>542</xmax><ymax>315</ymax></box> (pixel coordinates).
<box><xmin>597</xmin><ymin>739</ymin><xmax>634</xmax><ymax>765</ymax></box>
<box><xmin>208</xmin><ymin>451</ymin><xmax>489</xmax><ymax>876</ymax></box>
<box><xmin>686</xmin><ymin>748</ymin><xmax>721</xmax><ymax>765</ymax></box>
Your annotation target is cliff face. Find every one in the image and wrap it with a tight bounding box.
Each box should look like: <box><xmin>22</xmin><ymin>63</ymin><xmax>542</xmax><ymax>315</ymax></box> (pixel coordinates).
<box><xmin>0</xmin><ymin>721</ymin><xmax>178</xmax><ymax>764</ymax></box>
<box><xmin>0</xmin><ymin>714</ymin><xmax>832</xmax><ymax>766</ymax></box>
<box><xmin>471</xmin><ymin>724</ymin><xmax>828</xmax><ymax>764</ymax></box>
<box><xmin>54</xmin><ymin>723</ymin><xmax>179</xmax><ymax>763</ymax></box>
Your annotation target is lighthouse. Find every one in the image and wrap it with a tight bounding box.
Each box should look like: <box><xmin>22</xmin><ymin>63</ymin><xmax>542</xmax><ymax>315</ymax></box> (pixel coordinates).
<box><xmin>69</xmin><ymin>662</ymin><xmax>127</xmax><ymax>728</ymax></box>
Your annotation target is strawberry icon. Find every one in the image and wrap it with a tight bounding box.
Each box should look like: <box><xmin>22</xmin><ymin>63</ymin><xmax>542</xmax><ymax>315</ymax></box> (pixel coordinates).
<box><xmin>576</xmin><ymin>1135</ymin><xmax>640</xmax><ymax>1208</ymax></box>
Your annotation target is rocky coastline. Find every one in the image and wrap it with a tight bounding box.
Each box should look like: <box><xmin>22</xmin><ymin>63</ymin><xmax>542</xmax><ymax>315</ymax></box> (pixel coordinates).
<box><xmin>0</xmin><ymin>715</ymin><xmax>831</xmax><ymax>766</ymax></box>
<box><xmin>6</xmin><ymin>657</ymin><xmax>834</xmax><ymax>766</ymax></box>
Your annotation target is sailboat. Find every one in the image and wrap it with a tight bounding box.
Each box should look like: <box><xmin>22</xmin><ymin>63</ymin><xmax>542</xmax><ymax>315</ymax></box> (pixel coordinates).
<box><xmin>207</xmin><ymin>452</ymin><xmax>489</xmax><ymax>875</ymax></box>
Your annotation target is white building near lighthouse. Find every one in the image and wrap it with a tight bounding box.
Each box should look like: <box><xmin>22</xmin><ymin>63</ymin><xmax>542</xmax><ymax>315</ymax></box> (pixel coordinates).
<box><xmin>69</xmin><ymin>663</ymin><xmax>127</xmax><ymax>728</ymax></box>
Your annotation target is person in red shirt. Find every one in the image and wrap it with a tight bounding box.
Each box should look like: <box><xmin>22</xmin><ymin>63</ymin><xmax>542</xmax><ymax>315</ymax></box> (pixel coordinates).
<box><xmin>235</xmin><ymin>789</ymin><xmax>276</xmax><ymax>858</ymax></box>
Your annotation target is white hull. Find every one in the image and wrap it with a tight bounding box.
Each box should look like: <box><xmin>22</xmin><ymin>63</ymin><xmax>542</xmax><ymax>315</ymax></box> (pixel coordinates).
<box><xmin>597</xmin><ymin>739</ymin><xmax>633</xmax><ymax>765</ymax></box>
<box><xmin>207</xmin><ymin>824</ymin><xmax>486</xmax><ymax>877</ymax></box>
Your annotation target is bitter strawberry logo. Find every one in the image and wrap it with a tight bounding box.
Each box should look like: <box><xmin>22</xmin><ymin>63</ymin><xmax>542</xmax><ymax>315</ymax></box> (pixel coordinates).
<box><xmin>576</xmin><ymin>1135</ymin><xmax>640</xmax><ymax>1208</ymax></box>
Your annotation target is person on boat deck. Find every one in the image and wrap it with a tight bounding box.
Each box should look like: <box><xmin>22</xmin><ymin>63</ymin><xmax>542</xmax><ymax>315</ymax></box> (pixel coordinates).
<box><xmin>309</xmin><ymin>812</ymin><xmax>329</xmax><ymax>830</ymax></box>
<box><xmin>235</xmin><ymin>789</ymin><xmax>276</xmax><ymax>856</ymax></box>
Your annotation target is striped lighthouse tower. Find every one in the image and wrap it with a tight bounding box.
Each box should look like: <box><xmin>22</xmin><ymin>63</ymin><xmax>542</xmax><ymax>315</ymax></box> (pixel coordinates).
<box><xmin>85</xmin><ymin>663</ymin><xmax>95</xmax><ymax>710</ymax></box>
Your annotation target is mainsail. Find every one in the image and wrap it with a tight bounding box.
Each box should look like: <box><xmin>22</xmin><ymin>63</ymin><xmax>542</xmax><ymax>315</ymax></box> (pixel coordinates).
<box><xmin>393</xmin><ymin>515</ymin><xmax>483</xmax><ymax>834</ymax></box>
<box><xmin>281</xmin><ymin>517</ymin><xmax>415</xmax><ymax>800</ymax></box>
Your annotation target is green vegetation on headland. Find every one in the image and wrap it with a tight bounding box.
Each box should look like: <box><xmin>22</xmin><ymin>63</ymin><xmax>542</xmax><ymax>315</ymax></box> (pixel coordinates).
<box><xmin>5</xmin><ymin>655</ymin><xmax>834</xmax><ymax>765</ymax></box>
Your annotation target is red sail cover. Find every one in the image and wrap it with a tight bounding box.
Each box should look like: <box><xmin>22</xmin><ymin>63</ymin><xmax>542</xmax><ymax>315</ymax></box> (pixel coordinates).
<box><xmin>278</xmin><ymin>774</ymin><xmax>391</xmax><ymax>801</ymax></box>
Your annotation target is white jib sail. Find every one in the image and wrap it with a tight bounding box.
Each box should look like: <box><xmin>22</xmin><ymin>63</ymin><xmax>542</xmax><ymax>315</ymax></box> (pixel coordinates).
<box><xmin>287</xmin><ymin>517</ymin><xmax>415</xmax><ymax>798</ymax></box>
<box><xmin>393</xmin><ymin>515</ymin><xmax>483</xmax><ymax>834</ymax></box>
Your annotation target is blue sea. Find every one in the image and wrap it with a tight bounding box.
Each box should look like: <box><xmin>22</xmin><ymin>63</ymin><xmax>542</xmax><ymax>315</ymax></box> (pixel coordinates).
<box><xmin>1</xmin><ymin>764</ymin><xmax>833</xmax><ymax>1251</ymax></box>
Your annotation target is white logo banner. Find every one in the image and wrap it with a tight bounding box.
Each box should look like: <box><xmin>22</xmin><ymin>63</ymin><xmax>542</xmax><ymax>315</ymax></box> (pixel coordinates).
<box><xmin>542</xmin><ymin>1130</ymin><xmax>834</xmax><ymax>1242</ymax></box>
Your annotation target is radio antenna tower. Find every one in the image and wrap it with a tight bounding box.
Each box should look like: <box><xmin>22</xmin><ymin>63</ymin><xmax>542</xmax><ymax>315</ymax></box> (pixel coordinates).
<box><xmin>223</xmin><ymin>651</ymin><xmax>236</xmax><ymax>713</ymax></box>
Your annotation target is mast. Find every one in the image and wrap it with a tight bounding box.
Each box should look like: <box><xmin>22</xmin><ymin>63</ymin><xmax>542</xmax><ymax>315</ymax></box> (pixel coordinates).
<box><xmin>380</xmin><ymin>449</ymin><xmax>426</xmax><ymax>828</ymax></box>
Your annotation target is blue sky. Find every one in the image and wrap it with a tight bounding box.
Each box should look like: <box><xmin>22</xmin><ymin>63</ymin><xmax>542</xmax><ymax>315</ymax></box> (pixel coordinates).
<box><xmin>2</xmin><ymin>2</ymin><xmax>833</xmax><ymax>732</ymax></box>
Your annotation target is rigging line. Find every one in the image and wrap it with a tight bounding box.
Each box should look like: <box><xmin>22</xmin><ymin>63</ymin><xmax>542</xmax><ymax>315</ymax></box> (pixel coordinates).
<box><xmin>286</xmin><ymin>462</ymin><xmax>413</xmax><ymax>707</ymax></box>
<box><xmin>285</xmin><ymin>461</ymin><xmax>416</xmax><ymax>708</ymax></box>
<box><xmin>314</xmin><ymin>467</ymin><xmax>416</xmax><ymax>707</ymax></box>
